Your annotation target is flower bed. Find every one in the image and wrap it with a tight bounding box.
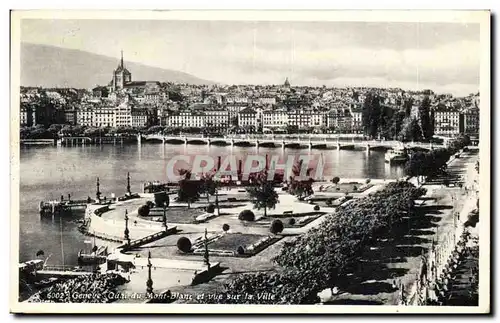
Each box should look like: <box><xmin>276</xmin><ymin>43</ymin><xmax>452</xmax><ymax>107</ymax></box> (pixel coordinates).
<box><xmin>192</xmin><ymin>233</ymin><xmax>281</xmax><ymax>257</ymax></box>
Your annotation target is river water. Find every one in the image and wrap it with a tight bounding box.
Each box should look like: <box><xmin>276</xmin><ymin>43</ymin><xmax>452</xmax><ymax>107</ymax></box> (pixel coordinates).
<box><xmin>19</xmin><ymin>143</ymin><xmax>405</xmax><ymax>266</ymax></box>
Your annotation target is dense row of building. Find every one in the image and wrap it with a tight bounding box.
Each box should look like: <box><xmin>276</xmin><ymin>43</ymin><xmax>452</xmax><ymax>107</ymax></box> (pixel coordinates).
<box><xmin>20</xmin><ymin>52</ymin><xmax>480</xmax><ymax>138</ymax></box>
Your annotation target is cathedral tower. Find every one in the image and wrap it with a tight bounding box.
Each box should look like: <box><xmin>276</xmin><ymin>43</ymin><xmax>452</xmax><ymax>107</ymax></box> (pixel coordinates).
<box><xmin>112</xmin><ymin>50</ymin><xmax>132</xmax><ymax>91</ymax></box>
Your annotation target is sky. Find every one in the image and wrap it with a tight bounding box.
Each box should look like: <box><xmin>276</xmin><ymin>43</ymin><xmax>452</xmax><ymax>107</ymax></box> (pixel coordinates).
<box><xmin>21</xmin><ymin>19</ymin><xmax>480</xmax><ymax>96</ymax></box>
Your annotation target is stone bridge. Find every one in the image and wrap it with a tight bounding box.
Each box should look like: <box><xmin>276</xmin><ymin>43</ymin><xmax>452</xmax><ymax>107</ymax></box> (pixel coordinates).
<box><xmin>141</xmin><ymin>134</ymin><xmax>444</xmax><ymax>151</ymax></box>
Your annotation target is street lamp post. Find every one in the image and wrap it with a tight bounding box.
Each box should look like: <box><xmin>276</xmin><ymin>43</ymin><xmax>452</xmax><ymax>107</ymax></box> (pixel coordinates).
<box><xmin>162</xmin><ymin>205</ymin><xmax>168</xmax><ymax>232</ymax></box>
<box><xmin>124</xmin><ymin>209</ymin><xmax>130</xmax><ymax>246</ymax></box>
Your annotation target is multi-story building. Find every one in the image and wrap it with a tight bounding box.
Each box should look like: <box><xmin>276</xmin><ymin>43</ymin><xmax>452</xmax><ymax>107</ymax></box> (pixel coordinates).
<box><xmin>327</xmin><ymin>108</ymin><xmax>353</xmax><ymax>132</ymax></box>
<box><xmin>310</xmin><ymin>111</ymin><xmax>326</xmax><ymax>128</ymax></box>
<box><xmin>64</xmin><ymin>109</ymin><xmax>77</xmax><ymax>125</ymax></box>
<box><xmin>464</xmin><ymin>107</ymin><xmax>479</xmax><ymax>137</ymax></box>
<box><xmin>114</xmin><ymin>101</ymin><xmax>132</xmax><ymax>128</ymax></box>
<box><xmin>168</xmin><ymin>111</ymin><xmax>205</xmax><ymax>128</ymax></box>
<box><xmin>204</xmin><ymin>110</ymin><xmax>230</xmax><ymax>132</ymax></box>
<box><xmin>226</xmin><ymin>103</ymin><xmax>249</xmax><ymax>121</ymax></box>
<box><xmin>131</xmin><ymin>108</ymin><xmax>149</xmax><ymax>128</ymax></box>
<box><xmin>93</xmin><ymin>106</ymin><xmax>115</xmax><ymax>128</ymax></box>
<box><xmin>349</xmin><ymin>103</ymin><xmax>363</xmax><ymax>133</ymax></box>
<box><xmin>287</xmin><ymin>110</ymin><xmax>312</xmax><ymax>129</ymax></box>
<box><xmin>238</xmin><ymin>107</ymin><xmax>259</xmax><ymax>129</ymax></box>
<box><xmin>20</xmin><ymin>103</ymin><xmax>35</xmax><ymax>126</ymax></box>
<box><xmin>262</xmin><ymin>109</ymin><xmax>288</xmax><ymax>129</ymax></box>
<box><xmin>76</xmin><ymin>107</ymin><xmax>95</xmax><ymax>127</ymax></box>
<box><xmin>433</xmin><ymin>108</ymin><xmax>464</xmax><ymax>137</ymax></box>
<box><xmin>255</xmin><ymin>96</ymin><xmax>277</xmax><ymax>106</ymax></box>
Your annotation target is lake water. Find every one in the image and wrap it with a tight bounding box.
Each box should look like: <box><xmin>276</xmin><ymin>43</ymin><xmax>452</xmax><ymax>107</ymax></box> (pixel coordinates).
<box><xmin>18</xmin><ymin>143</ymin><xmax>405</xmax><ymax>266</ymax></box>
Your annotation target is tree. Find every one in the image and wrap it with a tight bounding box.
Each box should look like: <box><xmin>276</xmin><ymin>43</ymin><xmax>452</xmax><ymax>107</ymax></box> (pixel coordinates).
<box><xmin>270</xmin><ymin>220</ymin><xmax>284</xmax><ymax>234</ymax></box>
<box><xmin>177</xmin><ymin>237</ymin><xmax>192</xmax><ymax>253</ymax></box>
<box><xmin>177</xmin><ymin>179</ymin><xmax>200</xmax><ymax>209</ymax></box>
<box><xmin>239</xmin><ymin>210</ymin><xmax>255</xmax><ymax>221</ymax></box>
<box><xmin>200</xmin><ymin>172</ymin><xmax>217</xmax><ymax>202</ymax></box>
<box><xmin>138</xmin><ymin>205</ymin><xmax>150</xmax><ymax>216</ymax></box>
<box><xmin>247</xmin><ymin>180</ymin><xmax>279</xmax><ymax>217</ymax></box>
<box><xmin>288</xmin><ymin>159</ymin><xmax>314</xmax><ymax>200</ymax></box>
<box><xmin>403</xmin><ymin>98</ymin><xmax>413</xmax><ymax>118</ymax></box>
<box><xmin>398</xmin><ymin>117</ymin><xmax>422</xmax><ymax>142</ymax></box>
<box><xmin>362</xmin><ymin>92</ymin><xmax>381</xmax><ymax>138</ymax></box>
<box><xmin>419</xmin><ymin>96</ymin><xmax>434</xmax><ymax>141</ymax></box>
<box><xmin>332</xmin><ymin>177</ymin><xmax>340</xmax><ymax>185</ymax></box>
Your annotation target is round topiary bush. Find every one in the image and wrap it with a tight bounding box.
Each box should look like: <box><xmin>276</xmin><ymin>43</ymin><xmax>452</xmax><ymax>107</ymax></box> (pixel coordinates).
<box><xmin>176</xmin><ymin>237</ymin><xmax>192</xmax><ymax>253</ymax></box>
<box><xmin>332</xmin><ymin>176</ymin><xmax>340</xmax><ymax>185</ymax></box>
<box><xmin>238</xmin><ymin>209</ymin><xmax>255</xmax><ymax>221</ymax></box>
<box><xmin>326</xmin><ymin>198</ymin><xmax>333</xmax><ymax>206</ymax></box>
<box><xmin>222</xmin><ymin>223</ymin><xmax>230</xmax><ymax>232</ymax></box>
<box><xmin>353</xmin><ymin>185</ymin><xmax>358</xmax><ymax>191</ymax></box>
<box><xmin>206</xmin><ymin>203</ymin><xmax>215</xmax><ymax>214</ymax></box>
<box><xmin>314</xmin><ymin>205</ymin><xmax>320</xmax><ymax>211</ymax></box>
<box><xmin>138</xmin><ymin>204</ymin><xmax>150</xmax><ymax>217</ymax></box>
<box><xmin>336</xmin><ymin>187</ymin><xmax>340</xmax><ymax>191</ymax></box>
<box><xmin>366</xmin><ymin>178</ymin><xmax>371</xmax><ymax>184</ymax></box>
<box><xmin>146</xmin><ymin>200</ymin><xmax>155</xmax><ymax>208</ymax></box>
<box><xmin>288</xmin><ymin>218</ymin><xmax>296</xmax><ymax>225</ymax></box>
<box><xmin>270</xmin><ymin>219</ymin><xmax>284</xmax><ymax>234</ymax></box>
<box><xmin>154</xmin><ymin>192</ymin><xmax>169</xmax><ymax>208</ymax></box>
<box><xmin>237</xmin><ymin>246</ymin><xmax>245</xmax><ymax>255</ymax></box>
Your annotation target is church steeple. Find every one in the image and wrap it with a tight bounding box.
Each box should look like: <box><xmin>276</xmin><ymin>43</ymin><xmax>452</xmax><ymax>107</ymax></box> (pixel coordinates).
<box><xmin>120</xmin><ymin>50</ymin><xmax>124</xmax><ymax>69</ymax></box>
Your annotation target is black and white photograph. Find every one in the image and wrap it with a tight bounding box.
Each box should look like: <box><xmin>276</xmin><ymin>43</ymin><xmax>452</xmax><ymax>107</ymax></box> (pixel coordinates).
<box><xmin>9</xmin><ymin>10</ymin><xmax>490</xmax><ymax>314</ymax></box>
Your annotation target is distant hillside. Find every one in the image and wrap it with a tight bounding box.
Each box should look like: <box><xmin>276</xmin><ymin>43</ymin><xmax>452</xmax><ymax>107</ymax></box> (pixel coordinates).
<box><xmin>20</xmin><ymin>43</ymin><xmax>214</xmax><ymax>88</ymax></box>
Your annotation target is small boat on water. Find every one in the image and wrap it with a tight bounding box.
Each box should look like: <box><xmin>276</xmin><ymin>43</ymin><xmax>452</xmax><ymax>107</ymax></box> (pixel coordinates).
<box><xmin>385</xmin><ymin>147</ymin><xmax>409</xmax><ymax>164</ymax></box>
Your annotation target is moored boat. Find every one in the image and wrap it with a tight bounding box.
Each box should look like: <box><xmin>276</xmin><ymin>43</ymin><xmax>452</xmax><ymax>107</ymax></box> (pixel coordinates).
<box><xmin>385</xmin><ymin>147</ymin><xmax>408</xmax><ymax>164</ymax></box>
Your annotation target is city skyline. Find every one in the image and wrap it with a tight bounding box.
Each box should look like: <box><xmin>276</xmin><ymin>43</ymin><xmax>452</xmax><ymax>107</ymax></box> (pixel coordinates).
<box><xmin>21</xmin><ymin>19</ymin><xmax>480</xmax><ymax>96</ymax></box>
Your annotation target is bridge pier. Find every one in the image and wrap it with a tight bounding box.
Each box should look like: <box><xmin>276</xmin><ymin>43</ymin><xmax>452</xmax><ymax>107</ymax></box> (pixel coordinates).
<box><xmin>308</xmin><ymin>141</ymin><xmax>312</xmax><ymax>150</ymax></box>
<box><xmin>366</xmin><ymin>144</ymin><xmax>370</xmax><ymax>152</ymax></box>
<box><xmin>256</xmin><ymin>140</ymin><xmax>260</xmax><ymax>148</ymax></box>
<box><xmin>231</xmin><ymin>139</ymin><xmax>234</xmax><ymax>147</ymax></box>
<box><xmin>336</xmin><ymin>143</ymin><xmax>341</xmax><ymax>150</ymax></box>
<box><xmin>183</xmin><ymin>137</ymin><xmax>188</xmax><ymax>146</ymax></box>
<box><xmin>282</xmin><ymin>140</ymin><xmax>285</xmax><ymax>149</ymax></box>
<box><xmin>207</xmin><ymin>138</ymin><xmax>211</xmax><ymax>146</ymax></box>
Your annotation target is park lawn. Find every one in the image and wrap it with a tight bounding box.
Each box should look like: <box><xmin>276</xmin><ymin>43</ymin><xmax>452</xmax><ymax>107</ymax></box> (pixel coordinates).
<box><xmin>148</xmin><ymin>207</ymin><xmax>204</xmax><ymax>224</ymax></box>
<box><xmin>263</xmin><ymin>214</ymin><xmax>323</xmax><ymax>228</ymax></box>
<box><xmin>320</xmin><ymin>183</ymin><xmax>373</xmax><ymax>194</ymax></box>
<box><xmin>208</xmin><ymin>233</ymin><xmax>267</xmax><ymax>251</ymax></box>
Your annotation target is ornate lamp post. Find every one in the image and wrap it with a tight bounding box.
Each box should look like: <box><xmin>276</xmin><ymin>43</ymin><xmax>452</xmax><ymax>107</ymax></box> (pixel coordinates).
<box><xmin>126</xmin><ymin>172</ymin><xmax>131</xmax><ymax>195</ymax></box>
<box><xmin>96</xmin><ymin>177</ymin><xmax>101</xmax><ymax>201</ymax></box>
<box><xmin>162</xmin><ymin>205</ymin><xmax>168</xmax><ymax>232</ymax></box>
<box><xmin>146</xmin><ymin>250</ymin><xmax>153</xmax><ymax>295</ymax></box>
<box><xmin>203</xmin><ymin>228</ymin><xmax>210</xmax><ymax>269</ymax></box>
<box><xmin>124</xmin><ymin>209</ymin><xmax>130</xmax><ymax>246</ymax></box>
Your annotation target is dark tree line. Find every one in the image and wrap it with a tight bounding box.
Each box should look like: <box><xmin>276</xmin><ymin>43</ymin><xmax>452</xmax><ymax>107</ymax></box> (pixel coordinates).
<box><xmin>362</xmin><ymin>93</ymin><xmax>435</xmax><ymax>142</ymax></box>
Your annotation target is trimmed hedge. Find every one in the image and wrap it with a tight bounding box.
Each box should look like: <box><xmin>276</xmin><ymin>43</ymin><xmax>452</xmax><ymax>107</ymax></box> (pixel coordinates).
<box><xmin>206</xmin><ymin>203</ymin><xmax>215</xmax><ymax>214</ymax></box>
<box><xmin>270</xmin><ymin>219</ymin><xmax>284</xmax><ymax>234</ymax></box>
<box><xmin>138</xmin><ymin>204</ymin><xmax>150</xmax><ymax>217</ymax></box>
<box><xmin>176</xmin><ymin>237</ymin><xmax>192</xmax><ymax>253</ymax></box>
<box><xmin>239</xmin><ymin>210</ymin><xmax>255</xmax><ymax>221</ymax></box>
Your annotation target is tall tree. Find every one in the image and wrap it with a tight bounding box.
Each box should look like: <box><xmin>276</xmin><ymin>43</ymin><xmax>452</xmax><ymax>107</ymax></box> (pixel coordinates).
<box><xmin>403</xmin><ymin>98</ymin><xmax>413</xmax><ymax>118</ymax></box>
<box><xmin>362</xmin><ymin>93</ymin><xmax>382</xmax><ymax>139</ymax></box>
<box><xmin>419</xmin><ymin>96</ymin><xmax>434</xmax><ymax>141</ymax></box>
<box><xmin>288</xmin><ymin>159</ymin><xmax>314</xmax><ymax>200</ymax></box>
<box><xmin>247</xmin><ymin>175</ymin><xmax>279</xmax><ymax>217</ymax></box>
<box><xmin>398</xmin><ymin>117</ymin><xmax>422</xmax><ymax>142</ymax></box>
